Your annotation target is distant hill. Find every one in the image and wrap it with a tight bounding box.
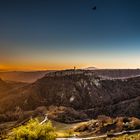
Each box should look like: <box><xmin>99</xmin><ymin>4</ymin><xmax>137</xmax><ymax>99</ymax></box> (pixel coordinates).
<box><xmin>80</xmin><ymin>69</ymin><xmax>140</xmax><ymax>78</ymax></box>
<box><xmin>0</xmin><ymin>78</ymin><xmax>27</xmax><ymax>102</ymax></box>
<box><xmin>83</xmin><ymin>66</ymin><xmax>97</xmax><ymax>70</ymax></box>
<box><xmin>0</xmin><ymin>69</ymin><xmax>140</xmax><ymax>122</ymax></box>
<box><xmin>0</xmin><ymin>70</ymin><xmax>53</xmax><ymax>83</ymax></box>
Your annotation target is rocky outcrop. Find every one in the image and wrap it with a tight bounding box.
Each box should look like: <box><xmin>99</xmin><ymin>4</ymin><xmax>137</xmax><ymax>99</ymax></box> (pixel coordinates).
<box><xmin>74</xmin><ymin>116</ymin><xmax>140</xmax><ymax>136</ymax></box>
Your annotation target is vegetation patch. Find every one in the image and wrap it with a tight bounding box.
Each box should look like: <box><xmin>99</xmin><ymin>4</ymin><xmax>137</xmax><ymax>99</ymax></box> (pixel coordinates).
<box><xmin>73</xmin><ymin>116</ymin><xmax>140</xmax><ymax>137</ymax></box>
<box><xmin>6</xmin><ymin>119</ymin><xmax>56</xmax><ymax>140</ymax></box>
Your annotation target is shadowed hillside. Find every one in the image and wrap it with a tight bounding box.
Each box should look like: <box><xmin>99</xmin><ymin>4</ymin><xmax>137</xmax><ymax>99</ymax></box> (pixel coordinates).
<box><xmin>0</xmin><ymin>78</ymin><xmax>28</xmax><ymax>99</ymax></box>
<box><xmin>0</xmin><ymin>69</ymin><xmax>140</xmax><ymax>122</ymax></box>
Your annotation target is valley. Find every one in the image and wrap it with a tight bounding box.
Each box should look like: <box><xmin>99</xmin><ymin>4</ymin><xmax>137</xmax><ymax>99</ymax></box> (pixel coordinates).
<box><xmin>0</xmin><ymin>69</ymin><xmax>140</xmax><ymax>139</ymax></box>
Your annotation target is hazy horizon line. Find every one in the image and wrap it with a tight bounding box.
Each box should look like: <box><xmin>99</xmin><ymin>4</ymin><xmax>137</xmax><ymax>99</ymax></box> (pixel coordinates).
<box><xmin>0</xmin><ymin>67</ymin><xmax>140</xmax><ymax>72</ymax></box>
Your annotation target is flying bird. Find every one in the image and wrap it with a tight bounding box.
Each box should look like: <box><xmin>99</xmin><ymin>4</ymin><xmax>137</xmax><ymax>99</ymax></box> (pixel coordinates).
<box><xmin>92</xmin><ymin>6</ymin><xmax>96</xmax><ymax>10</ymax></box>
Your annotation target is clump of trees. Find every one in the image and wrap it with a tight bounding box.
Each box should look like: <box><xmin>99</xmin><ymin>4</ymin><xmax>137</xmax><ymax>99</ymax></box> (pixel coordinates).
<box><xmin>6</xmin><ymin>119</ymin><xmax>56</xmax><ymax>140</ymax></box>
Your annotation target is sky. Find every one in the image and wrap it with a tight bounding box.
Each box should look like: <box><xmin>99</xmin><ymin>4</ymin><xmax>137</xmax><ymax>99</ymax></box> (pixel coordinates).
<box><xmin>0</xmin><ymin>0</ymin><xmax>140</xmax><ymax>70</ymax></box>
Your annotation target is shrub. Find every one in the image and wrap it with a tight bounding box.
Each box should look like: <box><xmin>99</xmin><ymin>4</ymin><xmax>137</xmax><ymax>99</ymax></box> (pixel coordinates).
<box><xmin>6</xmin><ymin>119</ymin><xmax>56</xmax><ymax>140</ymax></box>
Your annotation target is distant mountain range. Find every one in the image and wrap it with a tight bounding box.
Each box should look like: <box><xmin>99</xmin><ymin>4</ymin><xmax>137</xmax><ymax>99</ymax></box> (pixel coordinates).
<box><xmin>0</xmin><ymin>70</ymin><xmax>54</xmax><ymax>83</ymax></box>
<box><xmin>83</xmin><ymin>67</ymin><xmax>97</xmax><ymax>70</ymax></box>
<box><xmin>1</xmin><ymin>69</ymin><xmax>140</xmax><ymax>83</ymax></box>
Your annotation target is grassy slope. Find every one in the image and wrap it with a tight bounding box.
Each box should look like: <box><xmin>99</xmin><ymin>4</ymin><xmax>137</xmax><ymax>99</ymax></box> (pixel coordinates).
<box><xmin>52</xmin><ymin>120</ymin><xmax>81</xmax><ymax>137</ymax></box>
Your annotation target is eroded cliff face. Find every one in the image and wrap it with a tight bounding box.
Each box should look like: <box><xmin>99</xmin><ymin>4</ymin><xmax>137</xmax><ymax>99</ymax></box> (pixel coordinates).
<box><xmin>0</xmin><ymin>70</ymin><xmax>140</xmax><ymax>120</ymax></box>
<box><xmin>32</xmin><ymin>73</ymin><xmax>140</xmax><ymax>118</ymax></box>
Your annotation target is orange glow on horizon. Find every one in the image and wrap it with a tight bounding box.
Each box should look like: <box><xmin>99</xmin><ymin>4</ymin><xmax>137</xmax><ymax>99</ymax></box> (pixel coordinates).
<box><xmin>0</xmin><ymin>61</ymin><xmax>140</xmax><ymax>71</ymax></box>
<box><xmin>0</xmin><ymin>63</ymin><xmax>86</xmax><ymax>71</ymax></box>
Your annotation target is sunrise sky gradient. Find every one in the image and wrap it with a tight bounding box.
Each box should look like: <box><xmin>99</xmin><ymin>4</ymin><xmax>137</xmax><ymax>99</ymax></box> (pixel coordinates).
<box><xmin>0</xmin><ymin>0</ymin><xmax>140</xmax><ymax>70</ymax></box>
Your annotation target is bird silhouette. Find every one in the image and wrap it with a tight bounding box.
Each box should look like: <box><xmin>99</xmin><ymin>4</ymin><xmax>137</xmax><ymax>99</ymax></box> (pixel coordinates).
<box><xmin>92</xmin><ymin>6</ymin><xmax>96</xmax><ymax>10</ymax></box>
